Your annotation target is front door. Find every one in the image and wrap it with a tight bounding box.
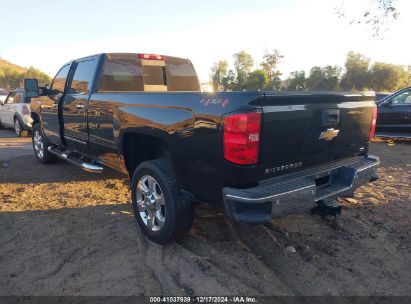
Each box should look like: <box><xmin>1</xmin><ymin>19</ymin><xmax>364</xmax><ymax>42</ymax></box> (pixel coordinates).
<box><xmin>63</xmin><ymin>58</ymin><xmax>97</xmax><ymax>153</ymax></box>
<box><xmin>41</xmin><ymin>64</ymin><xmax>71</xmax><ymax>145</ymax></box>
<box><xmin>377</xmin><ymin>89</ymin><xmax>411</xmax><ymax>135</ymax></box>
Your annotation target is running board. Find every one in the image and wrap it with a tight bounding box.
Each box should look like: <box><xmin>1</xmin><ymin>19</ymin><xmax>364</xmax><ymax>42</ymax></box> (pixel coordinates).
<box><xmin>47</xmin><ymin>146</ymin><xmax>104</xmax><ymax>173</ymax></box>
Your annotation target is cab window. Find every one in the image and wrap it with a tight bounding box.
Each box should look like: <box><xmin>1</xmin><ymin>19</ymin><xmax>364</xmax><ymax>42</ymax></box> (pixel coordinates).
<box><xmin>5</xmin><ymin>93</ymin><xmax>16</xmax><ymax>104</ymax></box>
<box><xmin>98</xmin><ymin>54</ymin><xmax>144</xmax><ymax>92</ymax></box>
<box><xmin>68</xmin><ymin>59</ymin><xmax>96</xmax><ymax>94</ymax></box>
<box><xmin>13</xmin><ymin>93</ymin><xmax>22</xmax><ymax>103</ymax></box>
<box><xmin>51</xmin><ymin>65</ymin><xmax>70</xmax><ymax>94</ymax></box>
<box><xmin>165</xmin><ymin>57</ymin><xmax>200</xmax><ymax>91</ymax></box>
<box><xmin>391</xmin><ymin>90</ymin><xmax>411</xmax><ymax>104</ymax></box>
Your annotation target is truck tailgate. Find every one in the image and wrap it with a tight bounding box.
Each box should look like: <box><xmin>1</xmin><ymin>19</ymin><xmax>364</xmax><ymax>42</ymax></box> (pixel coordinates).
<box><xmin>253</xmin><ymin>92</ymin><xmax>375</xmax><ymax>179</ymax></box>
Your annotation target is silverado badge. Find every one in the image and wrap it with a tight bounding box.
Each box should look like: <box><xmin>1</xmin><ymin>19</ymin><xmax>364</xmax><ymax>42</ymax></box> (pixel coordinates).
<box><xmin>319</xmin><ymin>128</ymin><xmax>339</xmax><ymax>141</ymax></box>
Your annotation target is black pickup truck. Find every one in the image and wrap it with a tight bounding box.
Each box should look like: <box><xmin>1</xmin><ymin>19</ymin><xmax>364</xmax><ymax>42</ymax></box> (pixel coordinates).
<box><xmin>24</xmin><ymin>53</ymin><xmax>380</xmax><ymax>244</ymax></box>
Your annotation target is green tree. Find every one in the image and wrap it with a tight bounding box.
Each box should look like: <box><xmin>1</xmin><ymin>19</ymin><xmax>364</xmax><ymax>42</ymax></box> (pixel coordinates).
<box><xmin>306</xmin><ymin>65</ymin><xmax>341</xmax><ymax>90</ymax></box>
<box><xmin>25</xmin><ymin>66</ymin><xmax>51</xmax><ymax>86</ymax></box>
<box><xmin>260</xmin><ymin>49</ymin><xmax>283</xmax><ymax>90</ymax></box>
<box><xmin>284</xmin><ymin>70</ymin><xmax>306</xmax><ymax>91</ymax></box>
<box><xmin>0</xmin><ymin>65</ymin><xmax>51</xmax><ymax>90</ymax></box>
<box><xmin>210</xmin><ymin>60</ymin><xmax>229</xmax><ymax>91</ymax></box>
<box><xmin>370</xmin><ymin>62</ymin><xmax>408</xmax><ymax>91</ymax></box>
<box><xmin>233</xmin><ymin>51</ymin><xmax>254</xmax><ymax>90</ymax></box>
<box><xmin>244</xmin><ymin>69</ymin><xmax>269</xmax><ymax>91</ymax></box>
<box><xmin>340</xmin><ymin>52</ymin><xmax>371</xmax><ymax>91</ymax></box>
<box><xmin>0</xmin><ymin>67</ymin><xmax>23</xmax><ymax>90</ymax></box>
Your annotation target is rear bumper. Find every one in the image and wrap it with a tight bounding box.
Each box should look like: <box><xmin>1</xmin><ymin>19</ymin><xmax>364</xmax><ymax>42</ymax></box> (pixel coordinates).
<box><xmin>222</xmin><ymin>155</ymin><xmax>380</xmax><ymax>223</ymax></box>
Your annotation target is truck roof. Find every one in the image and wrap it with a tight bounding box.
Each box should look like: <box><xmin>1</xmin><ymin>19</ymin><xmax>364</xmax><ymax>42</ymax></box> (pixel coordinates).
<box><xmin>71</xmin><ymin>53</ymin><xmax>190</xmax><ymax>63</ymax></box>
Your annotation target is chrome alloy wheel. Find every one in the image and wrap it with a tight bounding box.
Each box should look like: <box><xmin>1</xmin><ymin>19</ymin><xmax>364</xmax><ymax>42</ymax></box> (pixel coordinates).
<box><xmin>14</xmin><ymin>120</ymin><xmax>21</xmax><ymax>136</ymax></box>
<box><xmin>136</xmin><ymin>175</ymin><xmax>166</xmax><ymax>231</ymax></box>
<box><xmin>33</xmin><ymin>130</ymin><xmax>44</xmax><ymax>159</ymax></box>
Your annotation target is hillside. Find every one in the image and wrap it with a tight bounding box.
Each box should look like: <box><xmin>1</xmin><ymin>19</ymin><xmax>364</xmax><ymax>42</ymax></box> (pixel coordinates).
<box><xmin>0</xmin><ymin>59</ymin><xmax>28</xmax><ymax>74</ymax></box>
<box><xmin>0</xmin><ymin>58</ymin><xmax>50</xmax><ymax>90</ymax></box>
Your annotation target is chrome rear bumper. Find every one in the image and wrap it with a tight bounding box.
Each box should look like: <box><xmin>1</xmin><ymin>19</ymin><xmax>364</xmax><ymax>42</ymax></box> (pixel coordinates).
<box><xmin>223</xmin><ymin>155</ymin><xmax>380</xmax><ymax>223</ymax></box>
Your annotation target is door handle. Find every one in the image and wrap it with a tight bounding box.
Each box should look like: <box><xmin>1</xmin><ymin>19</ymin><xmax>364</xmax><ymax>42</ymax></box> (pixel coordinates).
<box><xmin>322</xmin><ymin>109</ymin><xmax>340</xmax><ymax>126</ymax></box>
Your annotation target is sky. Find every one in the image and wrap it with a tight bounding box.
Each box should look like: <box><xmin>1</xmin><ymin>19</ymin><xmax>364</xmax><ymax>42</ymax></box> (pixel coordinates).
<box><xmin>1</xmin><ymin>0</ymin><xmax>410</xmax><ymax>83</ymax></box>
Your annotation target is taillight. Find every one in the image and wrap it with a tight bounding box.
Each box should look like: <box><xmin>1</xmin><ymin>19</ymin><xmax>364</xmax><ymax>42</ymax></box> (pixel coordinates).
<box><xmin>22</xmin><ymin>105</ymin><xmax>30</xmax><ymax>115</ymax></box>
<box><xmin>138</xmin><ymin>54</ymin><xmax>165</xmax><ymax>60</ymax></box>
<box><xmin>369</xmin><ymin>104</ymin><xmax>377</xmax><ymax>141</ymax></box>
<box><xmin>223</xmin><ymin>112</ymin><xmax>261</xmax><ymax>165</ymax></box>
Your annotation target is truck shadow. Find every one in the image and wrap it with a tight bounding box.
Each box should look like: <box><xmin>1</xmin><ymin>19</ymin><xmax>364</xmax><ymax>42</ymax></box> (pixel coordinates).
<box><xmin>0</xmin><ymin>155</ymin><xmax>127</xmax><ymax>184</ymax></box>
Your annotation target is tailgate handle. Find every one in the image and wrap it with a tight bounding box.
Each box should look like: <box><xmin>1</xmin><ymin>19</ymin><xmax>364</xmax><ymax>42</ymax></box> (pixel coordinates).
<box><xmin>322</xmin><ymin>109</ymin><xmax>340</xmax><ymax>126</ymax></box>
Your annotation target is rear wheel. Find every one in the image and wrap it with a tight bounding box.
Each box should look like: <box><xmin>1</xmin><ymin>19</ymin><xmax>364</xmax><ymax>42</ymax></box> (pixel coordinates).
<box><xmin>14</xmin><ymin>118</ymin><xmax>22</xmax><ymax>137</ymax></box>
<box><xmin>32</xmin><ymin>123</ymin><xmax>58</xmax><ymax>163</ymax></box>
<box><xmin>131</xmin><ymin>159</ymin><xmax>194</xmax><ymax>244</ymax></box>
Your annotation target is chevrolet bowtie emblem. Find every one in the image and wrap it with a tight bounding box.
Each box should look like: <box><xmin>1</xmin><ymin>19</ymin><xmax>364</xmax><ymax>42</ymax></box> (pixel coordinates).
<box><xmin>319</xmin><ymin>128</ymin><xmax>339</xmax><ymax>141</ymax></box>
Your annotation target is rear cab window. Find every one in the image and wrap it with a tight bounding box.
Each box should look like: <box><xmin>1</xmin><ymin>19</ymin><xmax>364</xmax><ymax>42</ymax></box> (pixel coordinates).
<box><xmin>68</xmin><ymin>59</ymin><xmax>97</xmax><ymax>94</ymax></box>
<box><xmin>97</xmin><ymin>53</ymin><xmax>200</xmax><ymax>92</ymax></box>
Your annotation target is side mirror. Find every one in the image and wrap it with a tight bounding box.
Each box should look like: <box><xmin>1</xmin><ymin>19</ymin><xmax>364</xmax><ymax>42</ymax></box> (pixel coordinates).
<box><xmin>24</xmin><ymin>79</ymin><xmax>39</xmax><ymax>98</ymax></box>
<box><xmin>383</xmin><ymin>99</ymin><xmax>393</xmax><ymax>107</ymax></box>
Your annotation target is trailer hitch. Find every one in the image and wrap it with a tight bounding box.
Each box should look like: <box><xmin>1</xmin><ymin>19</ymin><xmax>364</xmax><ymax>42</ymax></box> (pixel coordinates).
<box><xmin>311</xmin><ymin>199</ymin><xmax>341</xmax><ymax>217</ymax></box>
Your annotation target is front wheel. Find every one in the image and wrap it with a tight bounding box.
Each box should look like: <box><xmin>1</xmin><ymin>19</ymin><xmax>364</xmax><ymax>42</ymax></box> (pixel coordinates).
<box><xmin>32</xmin><ymin>123</ymin><xmax>58</xmax><ymax>163</ymax></box>
<box><xmin>131</xmin><ymin>159</ymin><xmax>194</xmax><ymax>244</ymax></box>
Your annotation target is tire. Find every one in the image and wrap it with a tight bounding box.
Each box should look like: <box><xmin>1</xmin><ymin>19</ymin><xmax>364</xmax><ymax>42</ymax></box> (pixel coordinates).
<box><xmin>32</xmin><ymin>123</ymin><xmax>58</xmax><ymax>164</ymax></box>
<box><xmin>131</xmin><ymin>159</ymin><xmax>194</xmax><ymax>244</ymax></box>
<box><xmin>14</xmin><ymin>117</ymin><xmax>23</xmax><ymax>137</ymax></box>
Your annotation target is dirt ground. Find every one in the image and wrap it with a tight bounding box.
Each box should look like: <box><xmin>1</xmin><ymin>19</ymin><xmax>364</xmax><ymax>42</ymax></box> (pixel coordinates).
<box><xmin>0</xmin><ymin>129</ymin><xmax>410</xmax><ymax>296</ymax></box>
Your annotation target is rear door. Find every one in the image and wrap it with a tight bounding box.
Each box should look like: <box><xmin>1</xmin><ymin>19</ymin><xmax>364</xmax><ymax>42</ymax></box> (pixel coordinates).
<box><xmin>10</xmin><ymin>93</ymin><xmax>23</xmax><ymax>122</ymax></box>
<box><xmin>63</xmin><ymin>57</ymin><xmax>97</xmax><ymax>153</ymax></box>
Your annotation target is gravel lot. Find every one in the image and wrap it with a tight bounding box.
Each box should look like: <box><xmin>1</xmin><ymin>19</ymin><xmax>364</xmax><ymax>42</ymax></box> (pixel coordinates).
<box><xmin>0</xmin><ymin>129</ymin><xmax>410</xmax><ymax>296</ymax></box>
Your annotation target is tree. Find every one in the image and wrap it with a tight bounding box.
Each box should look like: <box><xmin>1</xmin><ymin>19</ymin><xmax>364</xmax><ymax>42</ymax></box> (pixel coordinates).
<box><xmin>284</xmin><ymin>71</ymin><xmax>306</xmax><ymax>91</ymax></box>
<box><xmin>25</xmin><ymin>67</ymin><xmax>51</xmax><ymax>86</ymax></box>
<box><xmin>336</xmin><ymin>0</ymin><xmax>399</xmax><ymax>38</ymax></box>
<box><xmin>233</xmin><ymin>51</ymin><xmax>254</xmax><ymax>90</ymax></box>
<box><xmin>370</xmin><ymin>62</ymin><xmax>408</xmax><ymax>91</ymax></box>
<box><xmin>340</xmin><ymin>52</ymin><xmax>371</xmax><ymax>91</ymax></box>
<box><xmin>244</xmin><ymin>70</ymin><xmax>269</xmax><ymax>91</ymax></box>
<box><xmin>260</xmin><ymin>49</ymin><xmax>283</xmax><ymax>90</ymax></box>
<box><xmin>0</xmin><ymin>67</ymin><xmax>23</xmax><ymax>90</ymax></box>
<box><xmin>0</xmin><ymin>64</ymin><xmax>51</xmax><ymax>90</ymax></box>
<box><xmin>306</xmin><ymin>65</ymin><xmax>341</xmax><ymax>90</ymax></box>
<box><xmin>210</xmin><ymin>60</ymin><xmax>229</xmax><ymax>91</ymax></box>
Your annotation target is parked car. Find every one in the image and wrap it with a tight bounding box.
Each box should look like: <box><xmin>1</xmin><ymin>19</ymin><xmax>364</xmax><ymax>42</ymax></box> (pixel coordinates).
<box><xmin>375</xmin><ymin>86</ymin><xmax>411</xmax><ymax>138</ymax></box>
<box><xmin>0</xmin><ymin>88</ymin><xmax>8</xmax><ymax>104</ymax></box>
<box><xmin>375</xmin><ymin>92</ymin><xmax>391</xmax><ymax>102</ymax></box>
<box><xmin>0</xmin><ymin>88</ymin><xmax>33</xmax><ymax>136</ymax></box>
<box><xmin>24</xmin><ymin>53</ymin><xmax>379</xmax><ymax>244</ymax></box>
